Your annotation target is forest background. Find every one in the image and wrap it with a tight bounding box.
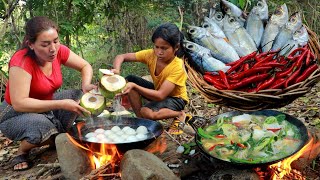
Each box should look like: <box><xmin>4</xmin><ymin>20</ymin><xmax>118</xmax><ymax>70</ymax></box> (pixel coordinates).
<box><xmin>0</xmin><ymin>0</ymin><xmax>319</xmax><ymax>91</ymax></box>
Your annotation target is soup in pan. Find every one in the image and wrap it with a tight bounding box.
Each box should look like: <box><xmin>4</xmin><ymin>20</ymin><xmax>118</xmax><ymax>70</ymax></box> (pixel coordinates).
<box><xmin>199</xmin><ymin>113</ymin><xmax>303</xmax><ymax>164</ymax></box>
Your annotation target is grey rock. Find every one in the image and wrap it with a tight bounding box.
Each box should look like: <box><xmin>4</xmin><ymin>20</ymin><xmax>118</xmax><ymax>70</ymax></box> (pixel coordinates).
<box><xmin>121</xmin><ymin>149</ymin><xmax>180</xmax><ymax>180</ymax></box>
<box><xmin>55</xmin><ymin>133</ymin><xmax>93</xmax><ymax>180</ymax></box>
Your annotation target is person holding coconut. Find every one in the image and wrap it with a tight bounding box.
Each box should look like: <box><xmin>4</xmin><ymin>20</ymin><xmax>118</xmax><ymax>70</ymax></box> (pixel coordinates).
<box><xmin>0</xmin><ymin>16</ymin><xmax>96</xmax><ymax>171</ymax></box>
<box><xmin>111</xmin><ymin>23</ymin><xmax>193</xmax><ymax>135</ymax></box>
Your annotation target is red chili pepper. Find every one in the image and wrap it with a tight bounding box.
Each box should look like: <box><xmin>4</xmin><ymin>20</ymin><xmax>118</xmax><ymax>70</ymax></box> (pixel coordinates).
<box><xmin>215</xmin><ymin>134</ymin><xmax>225</xmax><ymax>138</ymax></box>
<box><xmin>226</xmin><ymin>59</ymin><xmax>240</xmax><ymax>67</ymax></box>
<box><xmin>213</xmin><ymin>84</ymin><xmax>225</xmax><ymax>90</ymax></box>
<box><xmin>226</xmin><ymin>51</ymin><xmax>257</xmax><ymax>74</ymax></box>
<box><xmin>229</xmin><ymin>79</ymin><xmax>240</xmax><ymax>84</ymax></box>
<box><xmin>243</xmin><ymin>63</ymin><xmax>250</xmax><ymax>71</ymax></box>
<box><xmin>209</xmin><ymin>144</ymin><xmax>223</xmax><ymax>151</ymax></box>
<box><xmin>269</xmin><ymin>78</ymin><xmax>286</xmax><ymax>89</ymax></box>
<box><xmin>204</xmin><ymin>71</ymin><xmax>218</xmax><ymax>76</ymax></box>
<box><xmin>294</xmin><ymin>64</ymin><xmax>319</xmax><ymax>83</ymax></box>
<box><xmin>218</xmin><ymin>70</ymin><xmax>230</xmax><ymax>89</ymax></box>
<box><xmin>253</xmin><ymin>54</ymin><xmax>275</xmax><ymax>67</ymax></box>
<box><xmin>275</xmin><ymin>61</ymin><xmax>297</xmax><ymax>78</ymax></box>
<box><xmin>284</xmin><ymin>67</ymin><xmax>302</xmax><ymax>88</ymax></box>
<box><xmin>256</xmin><ymin>75</ymin><xmax>276</xmax><ymax>92</ymax></box>
<box><xmin>236</xmin><ymin>64</ymin><xmax>245</xmax><ymax>73</ymax></box>
<box><xmin>229</xmin><ymin>66</ymin><xmax>272</xmax><ymax>80</ymax></box>
<box><xmin>209</xmin><ymin>145</ymin><xmax>216</xmax><ymax>151</ymax></box>
<box><xmin>288</xmin><ymin>47</ymin><xmax>307</xmax><ymax>59</ymax></box>
<box><xmin>203</xmin><ymin>74</ymin><xmax>227</xmax><ymax>89</ymax></box>
<box><xmin>248</xmin><ymin>87</ymin><xmax>258</xmax><ymax>92</ymax></box>
<box><xmin>255</xmin><ymin>49</ymin><xmax>279</xmax><ymax>60</ymax></box>
<box><xmin>267</xmin><ymin>128</ymin><xmax>282</xmax><ymax>133</ymax></box>
<box><xmin>305</xmin><ymin>50</ymin><xmax>311</xmax><ymax>66</ymax></box>
<box><xmin>255</xmin><ymin>62</ymin><xmax>284</xmax><ymax>68</ymax></box>
<box><xmin>295</xmin><ymin>50</ymin><xmax>308</xmax><ymax>69</ymax></box>
<box><xmin>237</xmin><ymin>143</ymin><xmax>246</xmax><ymax>149</ymax></box>
<box><xmin>228</xmin><ymin>74</ymin><xmax>269</xmax><ymax>90</ymax></box>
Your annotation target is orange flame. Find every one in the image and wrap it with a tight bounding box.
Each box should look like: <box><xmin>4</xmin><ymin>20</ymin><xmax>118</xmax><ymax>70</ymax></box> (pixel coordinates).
<box><xmin>269</xmin><ymin>135</ymin><xmax>320</xmax><ymax>179</ymax></box>
<box><xmin>146</xmin><ymin>136</ymin><xmax>167</xmax><ymax>154</ymax></box>
<box><xmin>66</xmin><ymin>133</ymin><xmax>91</xmax><ymax>151</ymax></box>
<box><xmin>67</xmin><ymin>124</ymin><xmax>121</xmax><ymax>170</ymax></box>
<box><xmin>90</xmin><ymin>143</ymin><xmax>120</xmax><ymax>169</ymax></box>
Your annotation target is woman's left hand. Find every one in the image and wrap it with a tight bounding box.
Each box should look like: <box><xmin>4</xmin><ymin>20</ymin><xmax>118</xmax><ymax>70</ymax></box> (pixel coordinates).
<box><xmin>82</xmin><ymin>84</ymin><xmax>97</xmax><ymax>93</ymax></box>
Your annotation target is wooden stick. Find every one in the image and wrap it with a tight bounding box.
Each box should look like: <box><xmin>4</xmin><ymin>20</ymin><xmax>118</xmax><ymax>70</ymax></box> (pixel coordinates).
<box><xmin>99</xmin><ymin>173</ymin><xmax>121</xmax><ymax>177</ymax></box>
<box><xmin>164</xmin><ymin>130</ymin><xmax>181</xmax><ymax>146</ymax></box>
<box><xmin>37</xmin><ymin>162</ymin><xmax>60</xmax><ymax>168</ymax></box>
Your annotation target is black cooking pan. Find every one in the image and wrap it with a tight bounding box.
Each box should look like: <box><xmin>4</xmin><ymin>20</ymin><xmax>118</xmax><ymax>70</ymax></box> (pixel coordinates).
<box><xmin>188</xmin><ymin>109</ymin><xmax>309</xmax><ymax>167</ymax></box>
<box><xmin>67</xmin><ymin>116</ymin><xmax>163</xmax><ymax>154</ymax></box>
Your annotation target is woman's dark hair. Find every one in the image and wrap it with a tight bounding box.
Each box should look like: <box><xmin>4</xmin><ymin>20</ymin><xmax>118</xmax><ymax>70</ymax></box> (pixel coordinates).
<box><xmin>151</xmin><ymin>23</ymin><xmax>185</xmax><ymax>58</ymax></box>
<box><xmin>21</xmin><ymin>16</ymin><xmax>59</xmax><ymax>60</ymax></box>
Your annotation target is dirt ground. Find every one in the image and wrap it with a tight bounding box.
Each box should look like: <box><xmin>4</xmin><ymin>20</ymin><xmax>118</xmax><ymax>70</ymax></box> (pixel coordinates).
<box><xmin>0</xmin><ymin>82</ymin><xmax>319</xmax><ymax>179</ymax></box>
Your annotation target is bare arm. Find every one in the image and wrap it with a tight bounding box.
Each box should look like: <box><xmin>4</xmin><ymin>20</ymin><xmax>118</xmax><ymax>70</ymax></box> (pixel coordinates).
<box><xmin>112</xmin><ymin>53</ymin><xmax>137</xmax><ymax>74</ymax></box>
<box><xmin>123</xmin><ymin>80</ymin><xmax>176</xmax><ymax>101</ymax></box>
<box><xmin>64</xmin><ymin>50</ymin><xmax>96</xmax><ymax>93</ymax></box>
<box><xmin>9</xmin><ymin>67</ymin><xmax>90</xmax><ymax>115</ymax></box>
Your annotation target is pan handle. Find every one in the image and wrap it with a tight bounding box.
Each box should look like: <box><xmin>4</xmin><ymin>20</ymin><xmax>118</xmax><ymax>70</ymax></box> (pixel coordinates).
<box><xmin>186</xmin><ymin>115</ymin><xmax>208</xmax><ymax>132</ymax></box>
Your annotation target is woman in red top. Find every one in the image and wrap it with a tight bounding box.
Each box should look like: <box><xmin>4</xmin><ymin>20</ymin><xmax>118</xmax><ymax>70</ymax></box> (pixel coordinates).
<box><xmin>0</xmin><ymin>16</ymin><xmax>96</xmax><ymax>171</ymax></box>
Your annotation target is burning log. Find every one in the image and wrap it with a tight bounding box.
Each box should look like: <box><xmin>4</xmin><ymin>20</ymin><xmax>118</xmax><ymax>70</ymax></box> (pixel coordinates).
<box><xmin>80</xmin><ymin>162</ymin><xmax>121</xmax><ymax>180</ymax></box>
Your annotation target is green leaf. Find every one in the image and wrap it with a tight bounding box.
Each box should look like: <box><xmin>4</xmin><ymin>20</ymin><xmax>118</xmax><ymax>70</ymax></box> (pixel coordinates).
<box><xmin>238</xmin><ymin>0</ymin><xmax>246</xmax><ymax>9</ymax></box>
<box><xmin>229</xmin><ymin>0</ymin><xmax>238</xmax><ymax>5</ymax></box>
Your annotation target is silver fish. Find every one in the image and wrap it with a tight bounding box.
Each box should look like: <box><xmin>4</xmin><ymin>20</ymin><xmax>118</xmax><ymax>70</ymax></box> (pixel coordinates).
<box><xmin>261</xmin><ymin>4</ymin><xmax>289</xmax><ymax>52</ymax></box>
<box><xmin>223</xmin><ymin>15</ymin><xmax>257</xmax><ymax>57</ymax></box>
<box><xmin>221</xmin><ymin>0</ymin><xmax>246</xmax><ymax>26</ymax></box>
<box><xmin>183</xmin><ymin>40</ymin><xmax>230</xmax><ymax>73</ymax></box>
<box><xmin>280</xmin><ymin>26</ymin><xmax>309</xmax><ymax>56</ymax></box>
<box><xmin>245</xmin><ymin>0</ymin><xmax>268</xmax><ymax>48</ymax></box>
<box><xmin>187</xmin><ymin>25</ymin><xmax>240</xmax><ymax>63</ymax></box>
<box><xmin>202</xmin><ymin>16</ymin><xmax>226</xmax><ymax>39</ymax></box>
<box><xmin>271</xmin><ymin>12</ymin><xmax>302</xmax><ymax>51</ymax></box>
<box><xmin>221</xmin><ymin>0</ymin><xmax>242</xmax><ymax>17</ymax></box>
<box><xmin>209</xmin><ymin>9</ymin><xmax>225</xmax><ymax>29</ymax></box>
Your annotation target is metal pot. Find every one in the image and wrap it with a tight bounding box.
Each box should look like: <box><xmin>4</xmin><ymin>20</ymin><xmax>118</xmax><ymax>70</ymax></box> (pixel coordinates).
<box><xmin>67</xmin><ymin>116</ymin><xmax>163</xmax><ymax>154</ymax></box>
<box><xmin>188</xmin><ymin>109</ymin><xmax>309</xmax><ymax>167</ymax></box>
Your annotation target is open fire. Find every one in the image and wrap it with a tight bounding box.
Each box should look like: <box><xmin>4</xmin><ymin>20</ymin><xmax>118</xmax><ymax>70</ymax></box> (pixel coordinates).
<box><xmin>255</xmin><ymin>133</ymin><xmax>320</xmax><ymax>179</ymax></box>
<box><xmin>66</xmin><ymin>121</ymin><xmax>122</xmax><ymax>171</ymax></box>
<box><xmin>66</xmin><ymin>122</ymin><xmax>168</xmax><ymax>172</ymax></box>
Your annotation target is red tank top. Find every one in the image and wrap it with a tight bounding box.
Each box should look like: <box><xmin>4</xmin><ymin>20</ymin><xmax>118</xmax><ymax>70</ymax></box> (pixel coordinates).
<box><xmin>4</xmin><ymin>45</ymin><xmax>70</xmax><ymax>104</ymax></box>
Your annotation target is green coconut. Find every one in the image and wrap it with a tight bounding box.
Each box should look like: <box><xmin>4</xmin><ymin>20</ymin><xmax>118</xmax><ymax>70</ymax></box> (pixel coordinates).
<box><xmin>98</xmin><ymin>69</ymin><xmax>114</xmax><ymax>79</ymax></box>
<box><xmin>100</xmin><ymin>74</ymin><xmax>126</xmax><ymax>99</ymax></box>
<box><xmin>80</xmin><ymin>92</ymin><xmax>106</xmax><ymax>116</ymax></box>
<box><xmin>110</xmin><ymin>110</ymin><xmax>133</xmax><ymax>117</ymax></box>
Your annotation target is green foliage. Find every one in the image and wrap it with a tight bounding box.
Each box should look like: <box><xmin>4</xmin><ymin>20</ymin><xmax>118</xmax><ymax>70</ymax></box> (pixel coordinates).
<box><xmin>207</xmin><ymin>104</ymin><xmax>216</xmax><ymax>108</ymax></box>
<box><xmin>310</xmin><ymin>118</ymin><xmax>320</xmax><ymax>129</ymax></box>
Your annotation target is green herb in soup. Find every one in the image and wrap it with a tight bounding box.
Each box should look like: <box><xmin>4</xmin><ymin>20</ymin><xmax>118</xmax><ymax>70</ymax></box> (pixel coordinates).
<box><xmin>199</xmin><ymin>113</ymin><xmax>302</xmax><ymax>164</ymax></box>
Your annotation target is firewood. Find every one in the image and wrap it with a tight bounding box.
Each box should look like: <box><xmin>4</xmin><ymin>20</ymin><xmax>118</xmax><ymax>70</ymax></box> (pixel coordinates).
<box><xmin>37</xmin><ymin>162</ymin><xmax>60</xmax><ymax>168</ymax></box>
<box><xmin>80</xmin><ymin>162</ymin><xmax>111</xmax><ymax>180</ymax></box>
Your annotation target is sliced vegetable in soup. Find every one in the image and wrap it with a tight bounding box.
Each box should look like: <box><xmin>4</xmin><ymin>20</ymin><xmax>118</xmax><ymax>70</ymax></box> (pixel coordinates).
<box><xmin>198</xmin><ymin>113</ymin><xmax>303</xmax><ymax>163</ymax></box>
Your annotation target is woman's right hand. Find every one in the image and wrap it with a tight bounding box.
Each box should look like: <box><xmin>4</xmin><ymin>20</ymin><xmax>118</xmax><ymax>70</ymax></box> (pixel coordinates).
<box><xmin>61</xmin><ymin>99</ymin><xmax>91</xmax><ymax>116</ymax></box>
